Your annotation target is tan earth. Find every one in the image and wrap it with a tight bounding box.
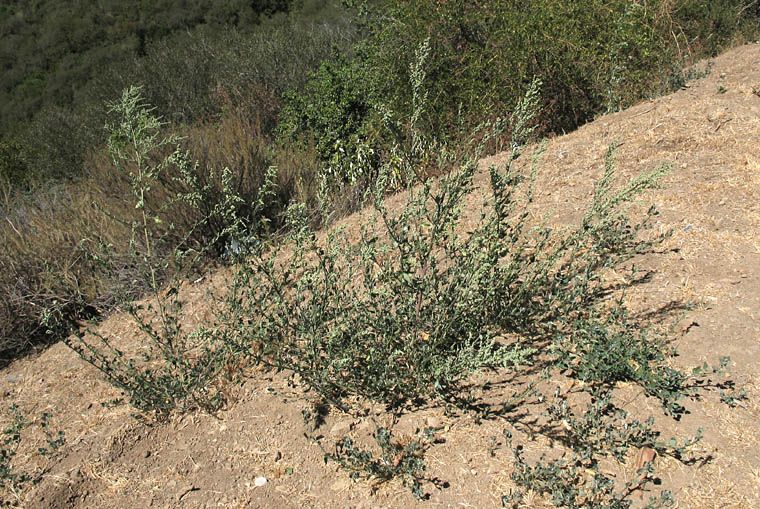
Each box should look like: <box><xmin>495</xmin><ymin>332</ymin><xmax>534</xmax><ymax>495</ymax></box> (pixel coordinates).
<box><xmin>2</xmin><ymin>41</ymin><xmax>760</xmax><ymax>508</ymax></box>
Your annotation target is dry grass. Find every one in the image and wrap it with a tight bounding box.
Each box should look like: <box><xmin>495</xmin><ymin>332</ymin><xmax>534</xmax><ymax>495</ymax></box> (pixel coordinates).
<box><xmin>0</xmin><ymin>104</ymin><xmax>326</xmax><ymax>366</ymax></box>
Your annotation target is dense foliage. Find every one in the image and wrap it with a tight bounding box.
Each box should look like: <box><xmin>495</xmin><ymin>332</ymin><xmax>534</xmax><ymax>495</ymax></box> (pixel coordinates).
<box><xmin>0</xmin><ymin>0</ymin><xmax>293</xmax><ymax>136</ymax></box>
<box><xmin>280</xmin><ymin>0</ymin><xmax>760</xmax><ymax>180</ymax></box>
<box><xmin>0</xmin><ymin>0</ymin><xmax>359</xmax><ymax>186</ymax></box>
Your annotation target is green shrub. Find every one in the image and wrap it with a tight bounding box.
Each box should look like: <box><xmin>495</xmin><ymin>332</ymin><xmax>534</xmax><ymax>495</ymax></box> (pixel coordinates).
<box><xmin>0</xmin><ymin>80</ymin><xmax>313</xmax><ymax>366</ymax></box>
<box><xmin>233</xmin><ymin>53</ymin><xmax>736</xmax><ymax>502</ymax></box>
<box><xmin>55</xmin><ymin>63</ymin><xmax>678</xmax><ymax>422</ymax></box>
<box><xmin>316</xmin><ymin>426</ymin><xmax>436</xmax><ymax>499</ymax></box>
<box><xmin>277</xmin><ymin>53</ymin><xmax>380</xmax><ymax>183</ymax></box>
<box><xmin>283</xmin><ymin>0</ymin><xmax>759</xmax><ymax>183</ymax></box>
<box><xmin>502</xmin><ymin>389</ymin><xmax>694</xmax><ymax>508</ymax></box>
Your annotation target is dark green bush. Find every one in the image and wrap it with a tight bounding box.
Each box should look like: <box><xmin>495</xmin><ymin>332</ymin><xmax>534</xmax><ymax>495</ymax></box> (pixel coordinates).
<box><xmin>369</xmin><ymin>0</ymin><xmax>757</xmax><ymax>128</ymax></box>
<box><xmin>0</xmin><ymin>141</ymin><xmax>27</xmax><ymax>189</ymax></box>
<box><xmin>1</xmin><ymin>1</ymin><xmax>360</xmax><ymax>187</ymax></box>
<box><xmin>282</xmin><ymin>0</ymin><xmax>758</xmax><ymax>185</ymax></box>
<box><xmin>279</xmin><ymin>55</ymin><xmax>374</xmax><ymax>164</ymax></box>
<box><xmin>317</xmin><ymin>426</ymin><xmax>436</xmax><ymax>499</ymax></box>
<box><xmin>0</xmin><ymin>0</ymin><xmax>302</xmax><ymax>139</ymax></box>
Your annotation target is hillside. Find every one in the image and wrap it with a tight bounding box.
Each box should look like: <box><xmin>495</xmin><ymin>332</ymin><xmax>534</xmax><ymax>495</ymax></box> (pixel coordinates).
<box><xmin>2</xmin><ymin>41</ymin><xmax>760</xmax><ymax>508</ymax></box>
<box><xmin>0</xmin><ymin>0</ymin><xmax>297</xmax><ymax>138</ymax></box>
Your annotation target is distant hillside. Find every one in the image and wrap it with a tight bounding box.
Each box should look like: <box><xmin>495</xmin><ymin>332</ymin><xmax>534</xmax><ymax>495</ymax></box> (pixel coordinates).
<box><xmin>0</xmin><ymin>0</ymin><xmax>295</xmax><ymax>138</ymax></box>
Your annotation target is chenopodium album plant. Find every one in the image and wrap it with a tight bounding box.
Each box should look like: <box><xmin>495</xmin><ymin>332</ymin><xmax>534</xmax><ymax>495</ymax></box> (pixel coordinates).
<box><xmin>44</xmin><ymin>85</ymin><xmax>266</xmax><ymax>417</ymax></box>
<box><xmin>230</xmin><ymin>71</ymin><xmax>670</xmax><ymax>411</ymax></box>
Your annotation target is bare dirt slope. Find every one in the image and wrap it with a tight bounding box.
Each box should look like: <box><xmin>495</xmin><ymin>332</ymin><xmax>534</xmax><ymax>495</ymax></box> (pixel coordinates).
<box><xmin>2</xmin><ymin>41</ymin><xmax>760</xmax><ymax>508</ymax></box>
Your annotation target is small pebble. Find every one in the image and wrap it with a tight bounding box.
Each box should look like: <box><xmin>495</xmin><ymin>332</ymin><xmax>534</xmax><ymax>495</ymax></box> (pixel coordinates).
<box><xmin>425</xmin><ymin>416</ymin><xmax>441</xmax><ymax>429</ymax></box>
<box><xmin>331</xmin><ymin>420</ymin><xmax>351</xmax><ymax>435</ymax></box>
<box><xmin>254</xmin><ymin>476</ymin><xmax>267</xmax><ymax>487</ymax></box>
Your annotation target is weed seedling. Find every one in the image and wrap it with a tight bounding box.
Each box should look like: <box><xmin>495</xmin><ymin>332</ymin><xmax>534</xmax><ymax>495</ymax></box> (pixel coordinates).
<box><xmin>319</xmin><ymin>426</ymin><xmax>436</xmax><ymax>499</ymax></box>
<box><xmin>1</xmin><ymin>405</ymin><xmax>65</xmax><ymax>505</ymax></box>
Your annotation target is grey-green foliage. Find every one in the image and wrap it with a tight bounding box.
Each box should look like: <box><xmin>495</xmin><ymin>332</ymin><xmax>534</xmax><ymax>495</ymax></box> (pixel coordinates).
<box><xmin>229</xmin><ymin>72</ymin><xmax>669</xmax><ymax>411</ymax></box>
<box><xmin>318</xmin><ymin>426</ymin><xmax>436</xmax><ymax>499</ymax></box>
<box><xmin>46</xmin><ymin>86</ymin><xmax>266</xmax><ymax>417</ymax></box>
<box><xmin>503</xmin><ymin>387</ymin><xmax>704</xmax><ymax>508</ymax></box>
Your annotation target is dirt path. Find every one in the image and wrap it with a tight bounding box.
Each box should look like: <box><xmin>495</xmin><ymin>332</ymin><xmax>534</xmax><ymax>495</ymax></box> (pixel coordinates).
<box><xmin>2</xmin><ymin>41</ymin><xmax>760</xmax><ymax>508</ymax></box>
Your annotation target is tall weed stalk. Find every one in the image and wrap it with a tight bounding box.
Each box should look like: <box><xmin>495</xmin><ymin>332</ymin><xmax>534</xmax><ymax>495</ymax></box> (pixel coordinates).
<box><xmin>44</xmin><ymin>86</ymin><xmax>270</xmax><ymax>417</ymax></box>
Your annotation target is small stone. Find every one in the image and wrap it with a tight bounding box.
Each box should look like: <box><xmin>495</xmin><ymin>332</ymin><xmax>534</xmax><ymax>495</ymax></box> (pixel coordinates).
<box><xmin>331</xmin><ymin>420</ymin><xmax>352</xmax><ymax>435</ymax></box>
<box><xmin>6</xmin><ymin>375</ymin><xmax>22</xmax><ymax>383</ymax></box>
<box><xmin>254</xmin><ymin>476</ymin><xmax>268</xmax><ymax>487</ymax></box>
<box><xmin>331</xmin><ymin>479</ymin><xmax>351</xmax><ymax>491</ymax></box>
<box><xmin>425</xmin><ymin>416</ymin><xmax>442</xmax><ymax>429</ymax></box>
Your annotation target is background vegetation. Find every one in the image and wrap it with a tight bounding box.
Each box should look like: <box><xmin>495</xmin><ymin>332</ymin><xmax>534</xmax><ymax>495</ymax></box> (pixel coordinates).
<box><xmin>0</xmin><ymin>0</ymin><xmax>293</xmax><ymax>135</ymax></box>
<box><xmin>279</xmin><ymin>0</ymin><xmax>760</xmax><ymax>178</ymax></box>
<box><xmin>0</xmin><ymin>0</ymin><xmax>757</xmax><ymax>367</ymax></box>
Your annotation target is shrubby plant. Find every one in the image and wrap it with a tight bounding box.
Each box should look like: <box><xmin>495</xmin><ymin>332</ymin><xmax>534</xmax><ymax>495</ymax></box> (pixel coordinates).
<box><xmin>282</xmin><ymin>0</ymin><xmax>759</xmax><ymax>180</ymax></box>
<box><xmin>235</xmin><ymin>54</ymin><xmax>674</xmax><ymax>414</ymax></box>
<box><xmin>315</xmin><ymin>426</ymin><xmax>436</xmax><ymax>499</ymax></box>
<box><xmin>44</xmin><ymin>86</ymin><xmax>266</xmax><ymax>417</ymax></box>
<box><xmin>502</xmin><ymin>387</ymin><xmax>704</xmax><ymax>508</ymax></box>
<box><xmin>277</xmin><ymin>53</ymin><xmax>379</xmax><ymax>182</ymax></box>
<box><xmin>229</xmin><ymin>45</ymin><xmax>734</xmax><ymax>503</ymax></box>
